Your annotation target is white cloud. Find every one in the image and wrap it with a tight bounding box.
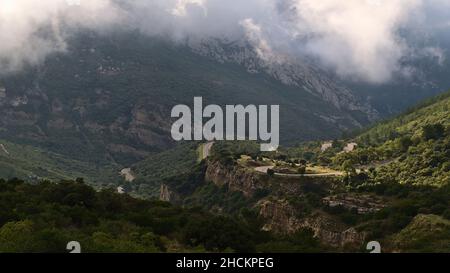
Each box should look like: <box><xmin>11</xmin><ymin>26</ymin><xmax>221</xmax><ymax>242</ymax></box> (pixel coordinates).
<box><xmin>171</xmin><ymin>0</ymin><xmax>206</xmax><ymax>16</ymax></box>
<box><xmin>280</xmin><ymin>0</ymin><xmax>423</xmax><ymax>82</ymax></box>
<box><xmin>0</xmin><ymin>0</ymin><xmax>121</xmax><ymax>72</ymax></box>
<box><xmin>0</xmin><ymin>0</ymin><xmax>449</xmax><ymax>82</ymax></box>
<box><xmin>240</xmin><ymin>18</ymin><xmax>278</xmax><ymax>62</ymax></box>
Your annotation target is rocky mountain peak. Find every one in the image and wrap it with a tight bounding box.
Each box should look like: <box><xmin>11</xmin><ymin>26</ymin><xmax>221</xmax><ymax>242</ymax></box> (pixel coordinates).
<box><xmin>188</xmin><ymin>38</ymin><xmax>379</xmax><ymax>122</ymax></box>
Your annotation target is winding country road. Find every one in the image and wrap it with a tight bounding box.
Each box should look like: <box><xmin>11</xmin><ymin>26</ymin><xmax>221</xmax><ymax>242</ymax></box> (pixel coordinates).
<box><xmin>254</xmin><ymin>166</ymin><xmax>343</xmax><ymax>177</ymax></box>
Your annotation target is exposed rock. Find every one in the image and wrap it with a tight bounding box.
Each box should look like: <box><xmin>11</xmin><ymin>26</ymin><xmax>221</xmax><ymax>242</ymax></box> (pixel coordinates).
<box><xmin>0</xmin><ymin>34</ymin><xmax>379</xmax><ymax>166</ymax></box>
<box><xmin>258</xmin><ymin>199</ymin><xmax>366</xmax><ymax>248</ymax></box>
<box><xmin>259</xmin><ymin>199</ymin><xmax>300</xmax><ymax>234</ymax></box>
<box><xmin>189</xmin><ymin>38</ymin><xmax>379</xmax><ymax>122</ymax></box>
<box><xmin>159</xmin><ymin>184</ymin><xmax>180</xmax><ymax>204</ymax></box>
<box><xmin>160</xmin><ymin>184</ymin><xmax>172</xmax><ymax>202</ymax></box>
<box><xmin>205</xmin><ymin>160</ymin><xmax>266</xmax><ymax>197</ymax></box>
<box><xmin>120</xmin><ymin>168</ymin><xmax>136</xmax><ymax>182</ymax></box>
<box><xmin>323</xmin><ymin>194</ymin><xmax>386</xmax><ymax>214</ymax></box>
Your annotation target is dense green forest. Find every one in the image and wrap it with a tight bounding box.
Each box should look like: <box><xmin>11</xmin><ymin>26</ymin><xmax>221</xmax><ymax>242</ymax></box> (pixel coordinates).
<box><xmin>0</xmin><ymin>178</ymin><xmax>326</xmax><ymax>253</ymax></box>
<box><xmin>131</xmin><ymin>143</ymin><xmax>200</xmax><ymax>198</ymax></box>
<box><xmin>334</xmin><ymin>91</ymin><xmax>450</xmax><ymax>187</ymax></box>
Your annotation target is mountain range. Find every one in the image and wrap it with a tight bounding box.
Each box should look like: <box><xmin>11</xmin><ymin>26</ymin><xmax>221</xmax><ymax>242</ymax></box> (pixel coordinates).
<box><xmin>0</xmin><ymin>26</ymin><xmax>448</xmax><ymax>253</ymax></box>
<box><xmin>0</xmin><ymin>31</ymin><xmax>379</xmax><ymax>171</ymax></box>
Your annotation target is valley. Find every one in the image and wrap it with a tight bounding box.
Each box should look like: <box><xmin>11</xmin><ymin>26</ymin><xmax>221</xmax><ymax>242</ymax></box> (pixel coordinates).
<box><xmin>0</xmin><ymin>31</ymin><xmax>448</xmax><ymax>254</ymax></box>
<box><xmin>0</xmin><ymin>87</ymin><xmax>448</xmax><ymax>253</ymax></box>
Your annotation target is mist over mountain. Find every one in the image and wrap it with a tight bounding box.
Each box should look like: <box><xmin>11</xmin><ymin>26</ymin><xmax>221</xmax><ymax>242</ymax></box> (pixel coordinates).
<box><xmin>0</xmin><ymin>32</ymin><xmax>376</xmax><ymax>167</ymax></box>
<box><xmin>1</xmin><ymin>0</ymin><xmax>450</xmax><ymax>84</ymax></box>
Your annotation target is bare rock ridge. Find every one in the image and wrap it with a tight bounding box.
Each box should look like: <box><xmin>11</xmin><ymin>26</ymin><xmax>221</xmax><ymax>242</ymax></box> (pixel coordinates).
<box><xmin>188</xmin><ymin>38</ymin><xmax>379</xmax><ymax>123</ymax></box>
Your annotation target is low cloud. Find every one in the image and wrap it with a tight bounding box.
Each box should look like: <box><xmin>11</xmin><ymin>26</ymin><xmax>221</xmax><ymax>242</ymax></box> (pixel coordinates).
<box><xmin>0</xmin><ymin>0</ymin><xmax>449</xmax><ymax>83</ymax></box>
<box><xmin>281</xmin><ymin>0</ymin><xmax>422</xmax><ymax>82</ymax></box>
<box><xmin>0</xmin><ymin>0</ymin><xmax>122</xmax><ymax>72</ymax></box>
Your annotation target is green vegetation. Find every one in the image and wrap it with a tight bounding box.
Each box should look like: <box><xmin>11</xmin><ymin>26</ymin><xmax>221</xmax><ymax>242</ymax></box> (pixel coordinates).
<box><xmin>391</xmin><ymin>214</ymin><xmax>450</xmax><ymax>253</ymax></box>
<box><xmin>0</xmin><ymin>139</ymin><xmax>119</xmax><ymax>188</ymax></box>
<box><xmin>131</xmin><ymin>143</ymin><xmax>200</xmax><ymax>198</ymax></box>
<box><xmin>295</xmin><ymin>92</ymin><xmax>450</xmax><ymax>250</ymax></box>
<box><xmin>0</xmin><ymin>178</ymin><xmax>324</xmax><ymax>253</ymax></box>
<box><xmin>184</xmin><ymin>182</ymin><xmax>253</xmax><ymax>214</ymax></box>
<box><xmin>0</xmin><ymin>59</ymin><xmax>449</xmax><ymax>253</ymax></box>
<box><xmin>333</xmin><ymin>91</ymin><xmax>450</xmax><ymax>187</ymax></box>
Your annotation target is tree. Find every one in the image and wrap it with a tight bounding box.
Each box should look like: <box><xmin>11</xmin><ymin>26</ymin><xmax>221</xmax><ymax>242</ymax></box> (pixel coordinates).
<box><xmin>398</xmin><ymin>136</ymin><xmax>413</xmax><ymax>152</ymax></box>
<box><xmin>422</xmin><ymin>124</ymin><xmax>445</xmax><ymax>140</ymax></box>
<box><xmin>0</xmin><ymin>220</ymin><xmax>41</xmax><ymax>252</ymax></box>
<box><xmin>342</xmin><ymin>160</ymin><xmax>355</xmax><ymax>175</ymax></box>
<box><xmin>441</xmin><ymin>162</ymin><xmax>450</xmax><ymax>172</ymax></box>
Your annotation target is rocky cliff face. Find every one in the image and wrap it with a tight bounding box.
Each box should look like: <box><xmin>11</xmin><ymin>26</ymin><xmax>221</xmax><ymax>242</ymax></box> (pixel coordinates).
<box><xmin>258</xmin><ymin>199</ymin><xmax>366</xmax><ymax>248</ymax></box>
<box><xmin>205</xmin><ymin>160</ymin><xmax>266</xmax><ymax>197</ymax></box>
<box><xmin>204</xmin><ymin>159</ymin><xmax>365</xmax><ymax>248</ymax></box>
<box><xmin>323</xmin><ymin>194</ymin><xmax>386</xmax><ymax>214</ymax></box>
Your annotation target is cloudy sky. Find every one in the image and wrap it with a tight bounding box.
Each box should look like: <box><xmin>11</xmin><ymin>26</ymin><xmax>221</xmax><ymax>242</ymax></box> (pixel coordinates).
<box><xmin>1</xmin><ymin>0</ymin><xmax>450</xmax><ymax>82</ymax></box>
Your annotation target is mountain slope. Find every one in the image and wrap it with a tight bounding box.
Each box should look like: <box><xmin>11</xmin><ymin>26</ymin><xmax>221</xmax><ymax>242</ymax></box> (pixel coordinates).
<box><xmin>333</xmin><ymin>91</ymin><xmax>450</xmax><ymax>187</ymax></box>
<box><xmin>356</xmin><ymin>91</ymin><xmax>450</xmax><ymax>145</ymax></box>
<box><xmin>189</xmin><ymin>38</ymin><xmax>378</xmax><ymax>119</ymax></box>
<box><xmin>131</xmin><ymin>143</ymin><xmax>201</xmax><ymax>198</ymax></box>
<box><xmin>392</xmin><ymin>214</ymin><xmax>450</xmax><ymax>253</ymax></box>
<box><xmin>0</xmin><ymin>31</ymin><xmax>376</xmax><ymax>168</ymax></box>
<box><xmin>0</xmin><ymin>139</ymin><xmax>119</xmax><ymax>187</ymax></box>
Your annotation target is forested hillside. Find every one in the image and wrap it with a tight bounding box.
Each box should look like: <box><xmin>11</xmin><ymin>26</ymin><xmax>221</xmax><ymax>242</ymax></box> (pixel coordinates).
<box><xmin>333</xmin><ymin>91</ymin><xmax>450</xmax><ymax>187</ymax></box>
<box><xmin>0</xmin><ymin>178</ymin><xmax>327</xmax><ymax>253</ymax></box>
